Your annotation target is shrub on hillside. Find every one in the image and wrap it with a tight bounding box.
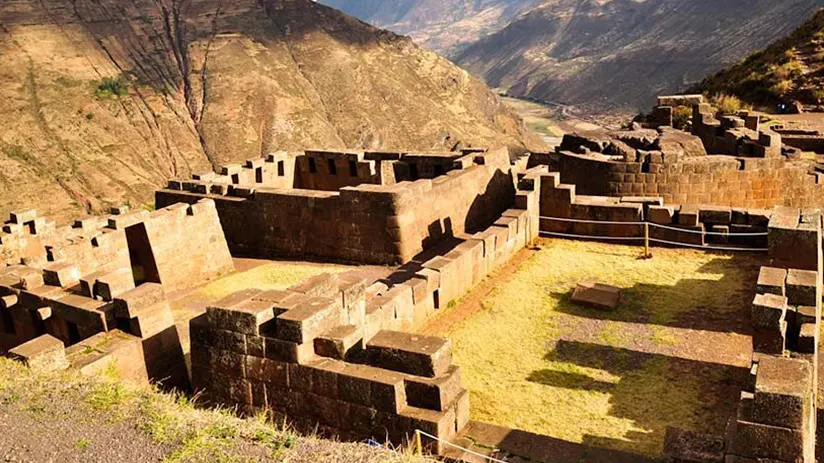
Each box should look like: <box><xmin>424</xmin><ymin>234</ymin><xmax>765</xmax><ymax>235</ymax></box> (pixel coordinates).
<box><xmin>710</xmin><ymin>93</ymin><xmax>751</xmax><ymax>116</ymax></box>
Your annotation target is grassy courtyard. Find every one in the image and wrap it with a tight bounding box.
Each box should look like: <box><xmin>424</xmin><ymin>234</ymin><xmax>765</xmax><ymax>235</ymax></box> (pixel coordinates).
<box><xmin>424</xmin><ymin>239</ymin><xmax>763</xmax><ymax>458</ymax></box>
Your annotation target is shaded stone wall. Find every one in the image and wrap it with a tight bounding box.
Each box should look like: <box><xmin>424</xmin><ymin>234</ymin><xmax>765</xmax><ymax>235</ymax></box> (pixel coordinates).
<box><xmin>157</xmin><ymin>148</ymin><xmax>517</xmax><ymax>265</ymax></box>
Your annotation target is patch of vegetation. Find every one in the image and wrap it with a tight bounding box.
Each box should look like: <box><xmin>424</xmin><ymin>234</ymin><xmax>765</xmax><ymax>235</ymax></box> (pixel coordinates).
<box><xmin>75</xmin><ymin>438</ymin><xmax>92</xmax><ymax>450</ymax></box>
<box><xmin>429</xmin><ymin>240</ymin><xmax>759</xmax><ymax>457</ymax></box>
<box><xmin>690</xmin><ymin>9</ymin><xmax>824</xmax><ymax>107</ymax></box>
<box><xmin>671</xmin><ymin>105</ymin><xmax>693</xmax><ymax>130</ymax></box>
<box><xmin>95</xmin><ymin>73</ymin><xmax>131</xmax><ymax>98</ymax></box>
<box><xmin>55</xmin><ymin>76</ymin><xmax>81</xmax><ymax>87</ymax></box>
<box><xmin>0</xmin><ymin>356</ymin><xmax>427</xmax><ymax>462</ymax></box>
<box><xmin>709</xmin><ymin>93</ymin><xmax>751</xmax><ymax>117</ymax></box>
<box><xmin>196</xmin><ymin>262</ymin><xmax>351</xmax><ymax>302</ymax></box>
<box><xmin>2</xmin><ymin>144</ymin><xmax>32</xmax><ymax>162</ymax></box>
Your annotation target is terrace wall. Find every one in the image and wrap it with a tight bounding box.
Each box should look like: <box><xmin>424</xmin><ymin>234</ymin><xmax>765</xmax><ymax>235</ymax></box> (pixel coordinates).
<box><xmin>558</xmin><ymin>151</ymin><xmax>824</xmax><ymax>209</ymax></box>
<box><xmin>186</xmin><ymin>169</ymin><xmax>543</xmax><ymax>454</ymax></box>
<box><xmin>156</xmin><ymin>148</ymin><xmax>516</xmax><ymax>265</ymax></box>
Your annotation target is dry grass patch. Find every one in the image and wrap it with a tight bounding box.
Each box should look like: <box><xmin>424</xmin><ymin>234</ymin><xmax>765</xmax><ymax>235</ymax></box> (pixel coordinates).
<box><xmin>198</xmin><ymin>262</ymin><xmax>351</xmax><ymax>301</ymax></box>
<box><xmin>427</xmin><ymin>239</ymin><xmax>761</xmax><ymax>458</ymax></box>
<box><xmin>0</xmin><ymin>357</ymin><xmax>430</xmax><ymax>463</ymax></box>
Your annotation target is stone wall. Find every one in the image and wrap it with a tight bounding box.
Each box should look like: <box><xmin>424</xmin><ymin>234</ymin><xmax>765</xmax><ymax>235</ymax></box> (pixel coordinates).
<box><xmin>556</xmin><ymin>149</ymin><xmax>824</xmax><ymax>209</ymax></box>
<box><xmin>664</xmin><ymin>208</ymin><xmax>822</xmax><ymax>463</ymax></box>
<box><xmin>157</xmin><ymin>148</ymin><xmax>517</xmax><ymax>265</ymax></box>
<box><xmin>0</xmin><ymin>200</ymin><xmax>234</xmax><ymax>389</ymax></box>
<box><xmin>187</xmin><ymin>169</ymin><xmax>543</xmax><ymax>454</ymax></box>
<box><xmin>539</xmin><ymin>171</ymin><xmax>772</xmax><ymax>249</ymax></box>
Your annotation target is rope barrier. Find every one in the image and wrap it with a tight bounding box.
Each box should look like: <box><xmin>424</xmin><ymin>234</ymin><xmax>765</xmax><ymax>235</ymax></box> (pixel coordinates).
<box><xmin>415</xmin><ymin>430</ymin><xmax>509</xmax><ymax>463</ymax></box>
<box><xmin>648</xmin><ymin>237</ymin><xmax>768</xmax><ymax>252</ymax></box>
<box><xmin>539</xmin><ymin>231</ymin><xmax>644</xmax><ymax>241</ymax></box>
<box><xmin>648</xmin><ymin>222</ymin><xmax>768</xmax><ymax>237</ymax></box>
<box><xmin>539</xmin><ymin>216</ymin><xmax>645</xmax><ymax>226</ymax></box>
<box><xmin>537</xmin><ymin>217</ymin><xmax>770</xmax><ymax>252</ymax></box>
<box><xmin>539</xmin><ymin>216</ymin><xmax>768</xmax><ymax>237</ymax></box>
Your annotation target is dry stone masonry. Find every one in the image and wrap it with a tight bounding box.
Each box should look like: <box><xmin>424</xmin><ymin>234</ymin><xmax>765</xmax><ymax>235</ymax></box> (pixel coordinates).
<box><xmin>2</xmin><ymin>133</ymin><xmax>824</xmax><ymax>458</ymax></box>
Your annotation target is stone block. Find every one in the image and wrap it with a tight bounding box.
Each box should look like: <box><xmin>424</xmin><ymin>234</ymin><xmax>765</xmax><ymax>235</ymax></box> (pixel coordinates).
<box><xmin>276</xmin><ymin>296</ymin><xmax>342</xmax><ymax>344</ymax></box>
<box><xmin>756</xmin><ymin>267</ymin><xmax>786</xmax><ymax>297</ymax></box>
<box><xmin>338</xmin><ymin>363</ymin><xmax>407</xmax><ymax>413</ymax></box>
<box><xmin>786</xmin><ymin>269</ymin><xmax>818</xmax><ymax>307</ymax></box>
<box><xmin>699</xmin><ymin>206</ymin><xmax>732</xmax><ymax>225</ymax></box>
<box><xmin>43</xmin><ymin>263</ymin><xmax>80</xmax><ymax>288</ymax></box>
<box><xmin>728</xmin><ymin>419</ymin><xmax>806</xmax><ymax>462</ymax></box>
<box><xmin>796</xmin><ymin>306</ymin><xmax>816</xmax><ymax>326</ymax></box>
<box><xmin>366</xmin><ymin>330</ymin><xmax>452</xmax><ymax>378</ymax></box>
<box><xmin>677</xmin><ymin>207</ymin><xmax>699</xmax><ymax>227</ymax></box>
<box><xmin>113</xmin><ymin>283</ymin><xmax>168</xmax><ymax>319</ymax></box>
<box><xmin>264</xmin><ymin>337</ymin><xmax>315</xmax><ymax>364</ymax></box>
<box><xmin>9</xmin><ymin>209</ymin><xmax>37</xmax><ymax>225</ymax></box>
<box><xmin>404</xmin><ymin>365</ymin><xmax>463</xmax><ymax>411</ymax></box>
<box><xmin>95</xmin><ymin>268</ymin><xmax>135</xmax><ymax>301</ymax></box>
<box><xmin>662</xmin><ymin>427</ymin><xmax>725</xmax><ymax>463</ymax></box>
<box><xmin>190</xmin><ymin>316</ymin><xmax>246</xmax><ymax>353</ymax></box>
<box><xmin>571</xmin><ymin>280</ymin><xmax>621</xmax><ymax>311</ymax></box>
<box><xmin>400</xmin><ymin>406</ymin><xmax>457</xmax><ymax>454</ymax></box>
<box><xmin>797</xmin><ymin>323</ymin><xmax>816</xmax><ymax>354</ymax></box>
<box><xmin>9</xmin><ymin>334</ymin><xmax>68</xmax><ymax>372</ymax></box>
<box><xmin>751</xmin><ymin>293</ymin><xmax>787</xmax><ymax>331</ymax></box>
<box><xmin>246</xmin><ymin>356</ymin><xmax>288</xmax><ymax>384</ymax></box>
<box><xmin>207</xmin><ymin>290</ymin><xmax>277</xmax><ymax>335</ymax></box>
<box><xmin>648</xmin><ymin>205</ymin><xmax>676</xmax><ymax>225</ymax></box>
<box><xmin>314</xmin><ymin>324</ymin><xmax>363</xmax><ymax>360</ymax></box>
<box><xmin>309</xmin><ymin>358</ymin><xmax>347</xmax><ymax>398</ymax></box>
<box><xmin>752</xmin><ymin>356</ymin><xmax>812</xmax><ymax>430</ymax></box>
<box><xmin>752</xmin><ymin>328</ymin><xmax>786</xmax><ymax>355</ymax></box>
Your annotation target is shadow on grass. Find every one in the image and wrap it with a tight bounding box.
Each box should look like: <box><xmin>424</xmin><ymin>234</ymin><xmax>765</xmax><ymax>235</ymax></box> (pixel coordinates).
<box><xmin>552</xmin><ymin>254</ymin><xmax>762</xmax><ymax>334</ymax></box>
<box><xmin>528</xmin><ymin>340</ymin><xmax>747</xmax><ymax>458</ymax></box>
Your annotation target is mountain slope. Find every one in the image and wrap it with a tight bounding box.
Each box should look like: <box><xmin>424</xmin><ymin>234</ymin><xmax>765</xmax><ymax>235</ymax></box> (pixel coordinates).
<box><xmin>316</xmin><ymin>0</ymin><xmax>542</xmax><ymax>54</ymax></box>
<box><xmin>452</xmin><ymin>0</ymin><xmax>824</xmax><ymax>113</ymax></box>
<box><xmin>690</xmin><ymin>8</ymin><xmax>824</xmax><ymax>109</ymax></box>
<box><xmin>0</xmin><ymin>0</ymin><xmax>538</xmax><ymax>221</ymax></box>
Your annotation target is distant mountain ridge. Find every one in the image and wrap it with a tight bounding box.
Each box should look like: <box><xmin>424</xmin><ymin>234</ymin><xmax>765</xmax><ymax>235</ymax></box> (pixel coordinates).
<box><xmin>690</xmin><ymin>8</ymin><xmax>824</xmax><ymax>109</ymax></box>
<box><xmin>317</xmin><ymin>0</ymin><xmax>542</xmax><ymax>54</ymax></box>
<box><xmin>322</xmin><ymin>0</ymin><xmax>824</xmax><ymax>114</ymax></box>
<box><xmin>453</xmin><ymin>0</ymin><xmax>824</xmax><ymax>113</ymax></box>
<box><xmin>0</xmin><ymin>0</ymin><xmax>538</xmax><ymax>221</ymax></box>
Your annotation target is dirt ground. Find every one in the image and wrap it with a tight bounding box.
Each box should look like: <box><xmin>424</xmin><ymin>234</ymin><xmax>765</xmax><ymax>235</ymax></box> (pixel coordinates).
<box><xmin>422</xmin><ymin>238</ymin><xmax>763</xmax><ymax>460</ymax></box>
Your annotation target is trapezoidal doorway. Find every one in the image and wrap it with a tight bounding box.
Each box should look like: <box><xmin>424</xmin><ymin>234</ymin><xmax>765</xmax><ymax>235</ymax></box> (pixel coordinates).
<box><xmin>125</xmin><ymin>223</ymin><xmax>160</xmax><ymax>286</ymax></box>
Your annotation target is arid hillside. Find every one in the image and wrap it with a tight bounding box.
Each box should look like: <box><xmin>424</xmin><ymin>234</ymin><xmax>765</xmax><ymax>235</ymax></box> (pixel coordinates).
<box><xmin>691</xmin><ymin>8</ymin><xmax>824</xmax><ymax>110</ymax></box>
<box><xmin>452</xmin><ymin>0</ymin><xmax>824</xmax><ymax>113</ymax></box>
<box><xmin>317</xmin><ymin>0</ymin><xmax>542</xmax><ymax>55</ymax></box>
<box><xmin>0</xmin><ymin>0</ymin><xmax>538</xmax><ymax>221</ymax></box>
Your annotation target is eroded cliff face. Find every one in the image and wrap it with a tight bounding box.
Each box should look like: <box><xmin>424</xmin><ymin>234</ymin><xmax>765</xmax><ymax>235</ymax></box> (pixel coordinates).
<box><xmin>0</xmin><ymin>0</ymin><xmax>538</xmax><ymax>221</ymax></box>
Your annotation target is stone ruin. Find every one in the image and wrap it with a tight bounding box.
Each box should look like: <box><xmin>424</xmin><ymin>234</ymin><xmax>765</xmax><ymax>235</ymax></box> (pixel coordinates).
<box><xmin>663</xmin><ymin>206</ymin><xmax>822</xmax><ymax>463</ymax></box>
<box><xmin>0</xmin><ymin>145</ymin><xmax>542</xmax><ymax>453</ymax></box>
<box><xmin>544</xmin><ymin>94</ymin><xmax>824</xmax><ymax>211</ymax></box>
<box><xmin>2</xmin><ymin>132</ymin><xmax>824</xmax><ymax>459</ymax></box>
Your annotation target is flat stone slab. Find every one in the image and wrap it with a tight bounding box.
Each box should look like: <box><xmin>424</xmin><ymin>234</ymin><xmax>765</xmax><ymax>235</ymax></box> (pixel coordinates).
<box><xmin>571</xmin><ymin>280</ymin><xmax>621</xmax><ymax>310</ymax></box>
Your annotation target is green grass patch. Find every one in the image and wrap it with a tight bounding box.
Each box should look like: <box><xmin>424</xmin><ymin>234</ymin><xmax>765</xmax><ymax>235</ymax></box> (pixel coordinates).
<box><xmin>95</xmin><ymin>73</ymin><xmax>131</xmax><ymax>98</ymax></box>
